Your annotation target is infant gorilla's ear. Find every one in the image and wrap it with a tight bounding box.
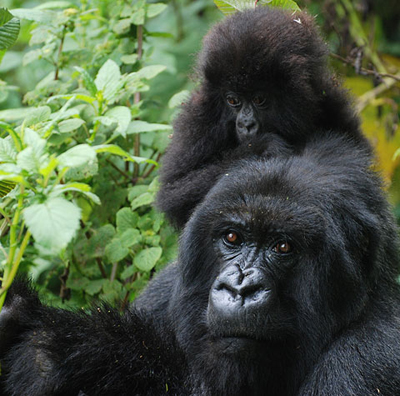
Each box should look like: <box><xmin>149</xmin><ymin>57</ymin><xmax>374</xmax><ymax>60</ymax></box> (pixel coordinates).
<box><xmin>156</xmin><ymin>7</ymin><xmax>369</xmax><ymax>230</ymax></box>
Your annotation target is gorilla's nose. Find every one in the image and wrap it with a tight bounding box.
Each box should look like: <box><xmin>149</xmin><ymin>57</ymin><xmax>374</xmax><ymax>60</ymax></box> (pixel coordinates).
<box><xmin>209</xmin><ymin>265</ymin><xmax>271</xmax><ymax>313</ymax></box>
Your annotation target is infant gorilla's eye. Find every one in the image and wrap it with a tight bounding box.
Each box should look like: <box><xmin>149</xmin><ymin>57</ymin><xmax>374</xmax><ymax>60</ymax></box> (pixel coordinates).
<box><xmin>226</xmin><ymin>95</ymin><xmax>241</xmax><ymax>107</ymax></box>
<box><xmin>274</xmin><ymin>241</ymin><xmax>292</xmax><ymax>254</ymax></box>
<box><xmin>252</xmin><ymin>95</ymin><xmax>266</xmax><ymax>106</ymax></box>
<box><xmin>223</xmin><ymin>231</ymin><xmax>242</xmax><ymax>246</ymax></box>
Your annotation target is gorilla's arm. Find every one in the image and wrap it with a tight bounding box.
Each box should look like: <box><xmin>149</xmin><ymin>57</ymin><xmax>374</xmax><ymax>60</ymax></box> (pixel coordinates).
<box><xmin>299</xmin><ymin>306</ymin><xmax>400</xmax><ymax>395</ymax></box>
<box><xmin>0</xmin><ymin>280</ymin><xmax>187</xmax><ymax>396</ymax></box>
<box><xmin>158</xmin><ymin>132</ymin><xmax>292</xmax><ymax>228</ymax></box>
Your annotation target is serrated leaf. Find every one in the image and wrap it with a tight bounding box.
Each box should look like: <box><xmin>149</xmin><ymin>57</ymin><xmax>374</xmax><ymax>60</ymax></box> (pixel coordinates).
<box><xmin>0</xmin><ymin>138</ymin><xmax>17</xmax><ymax>162</ymax></box>
<box><xmin>0</xmin><ymin>180</ymin><xmax>15</xmax><ymax>197</ymax></box>
<box><xmin>74</xmin><ymin>66</ymin><xmax>97</xmax><ymax>97</ymax></box>
<box><xmin>105</xmin><ymin>238</ymin><xmax>129</xmax><ymax>263</ymax></box>
<box><xmin>0</xmin><ymin>9</ymin><xmax>20</xmax><ymax>51</ymax></box>
<box><xmin>58</xmin><ymin>118</ymin><xmax>85</xmax><ymax>133</ymax></box>
<box><xmin>147</xmin><ymin>3</ymin><xmax>167</xmax><ymax>18</ymax></box>
<box><xmin>105</xmin><ymin>106</ymin><xmax>131</xmax><ymax>138</ymax></box>
<box><xmin>131</xmin><ymin>192</ymin><xmax>154</xmax><ymax>210</ymax></box>
<box><xmin>23</xmin><ymin>197</ymin><xmax>81</xmax><ymax>253</ymax></box>
<box><xmin>127</xmin><ymin>120</ymin><xmax>171</xmax><ymax>134</ymax></box>
<box><xmin>57</xmin><ymin>144</ymin><xmax>96</xmax><ymax>169</ymax></box>
<box><xmin>17</xmin><ymin>129</ymin><xmax>48</xmax><ymax>172</ymax></box>
<box><xmin>116</xmin><ymin>207</ymin><xmax>139</xmax><ymax>233</ymax></box>
<box><xmin>94</xmin><ymin>60</ymin><xmax>122</xmax><ymax>102</ymax></box>
<box><xmin>168</xmin><ymin>90</ymin><xmax>190</xmax><ymax>109</ymax></box>
<box><xmin>134</xmin><ymin>247</ymin><xmax>162</xmax><ymax>272</ymax></box>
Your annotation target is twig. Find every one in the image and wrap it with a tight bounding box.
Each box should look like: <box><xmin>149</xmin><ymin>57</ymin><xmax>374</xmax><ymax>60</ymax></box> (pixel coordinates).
<box><xmin>356</xmin><ymin>72</ymin><xmax>400</xmax><ymax>112</ymax></box>
<box><xmin>330</xmin><ymin>53</ymin><xmax>400</xmax><ymax>82</ymax></box>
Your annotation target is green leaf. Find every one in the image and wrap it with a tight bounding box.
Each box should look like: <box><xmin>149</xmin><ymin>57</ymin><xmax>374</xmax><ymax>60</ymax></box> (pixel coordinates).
<box><xmin>131</xmin><ymin>192</ymin><xmax>154</xmax><ymax>210</ymax></box>
<box><xmin>257</xmin><ymin>0</ymin><xmax>300</xmax><ymax>11</ymax></box>
<box><xmin>168</xmin><ymin>90</ymin><xmax>190</xmax><ymax>109</ymax></box>
<box><xmin>17</xmin><ymin>129</ymin><xmax>48</xmax><ymax>172</ymax></box>
<box><xmin>74</xmin><ymin>67</ymin><xmax>97</xmax><ymax>97</ymax></box>
<box><xmin>120</xmin><ymin>228</ymin><xmax>141</xmax><ymax>248</ymax></box>
<box><xmin>120</xmin><ymin>264</ymin><xmax>136</xmax><ymax>280</ymax></box>
<box><xmin>57</xmin><ymin>144</ymin><xmax>96</xmax><ymax>169</ymax></box>
<box><xmin>127</xmin><ymin>120</ymin><xmax>171</xmax><ymax>134</ymax></box>
<box><xmin>10</xmin><ymin>8</ymin><xmax>55</xmax><ymax>24</ymax></box>
<box><xmin>23</xmin><ymin>197</ymin><xmax>81</xmax><ymax>253</ymax></box>
<box><xmin>51</xmin><ymin>183</ymin><xmax>101</xmax><ymax>205</ymax></box>
<box><xmin>93</xmin><ymin>144</ymin><xmax>156</xmax><ymax>165</ymax></box>
<box><xmin>0</xmin><ymin>9</ymin><xmax>20</xmax><ymax>51</ymax></box>
<box><xmin>116</xmin><ymin>207</ymin><xmax>139</xmax><ymax>233</ymax></box>
<box><xmin>214</xmin><ymin>0</ymin><xmax>300</xmax><ymax>14</ymax></box>
<box><xmin>213</xmin><ymin>0</ymin><xmax>251</xmax><ymax>15</ymax></box>
<box><xmin>0</xmin><ymin>180</ymin><xmax>15</xmax><ymax>197</ymax></box>
<box><xmin>105</xmin><ymin>106</ymin><xmax>131</xmax><ymax>138</ymax></box>
<box><xmin>0</xmin><ymin>107</ymin><xmax>44</xmax><ymax>122</ymax></box>
<box><xmin>131</xmin><ymin>9</ymin><xmax>145</xmax><ymax>25</ymax></box>
<box><xmin>0</xmin><ymin>138</ymin><xmax>17</xmax><ymax>162</ymax></box>
<box><xmin>58</xmin><ymin>118</ymin><xmax>85</xmax><ymax>133</ymax></box>
<box><xmin>35</xmin><ymin>2</ymin><xmax>76</xmax><ymax>10</ymax></box>
<box><xmin>136</xmin><ymin>65</ymin><xmax>166</xmax><ymax>80</ymax></box>
<box><xmin>105</xmin><ymin>238</ymin><xmax>129</xmax><ymax>263</ymax></box>
<box><xmin>87</xmin><ymin>224</ymin><xmax>115</xmax><ymax>258</ymax></box>
<box><xmin>94</xmin><ymin>59</ymin><xmax>122</xmax><ymax>102</ymax></box>
<box><xmin>134</xmin><ymin>247</ymin><xmax>162</xmax><ymax>272</ymax></box>
<box><xmin>24</xmin><ymin>106</ymin><xmax>51</xmax><ymax>126</ymax></box>
<box><xmin>85</xmin><ymin>279</ymin><xmax>107</xmax><ymax>296</ymax></box>
<box><xmin>146</xmin><ymin>3</ymin><xmax>168</xmax><ymax>18</ymax></box>
<box><xmin>121</xmin><ymin>54</ymin><xmax>138</xmax><ymax>65</ymax></box>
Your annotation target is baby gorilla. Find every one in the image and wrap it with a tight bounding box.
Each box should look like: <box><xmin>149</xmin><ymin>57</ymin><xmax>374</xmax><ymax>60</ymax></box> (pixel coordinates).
<box><xmin>1</xmin><ymin>135</ymin><xmax>400</xmax><ymax>395</ymax></box>
<box><xmin>157</xmin><ymin>7</ymin><xmax>371</xmax><ymax>229</ymax></box>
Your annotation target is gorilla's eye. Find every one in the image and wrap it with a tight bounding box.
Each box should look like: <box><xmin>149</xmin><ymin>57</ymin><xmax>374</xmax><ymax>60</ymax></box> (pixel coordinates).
<box><xmin>274</xmin><ymin>241</ymin><xmax>292</xmax><ymax>254</ymax></box>
<box><xmin>226</xmin><ymin>95</ymin><xmax>241</xmax><ymax>107</ymax></box>
<box><xmin>223</xmin><ymin>231</ymin><xmax>242</xmax><ymax>246</ymax></box>
<box><xmin>252</xmin><ymin>95</ymin><xmax>266</xmax><ymax>106</ymax></box>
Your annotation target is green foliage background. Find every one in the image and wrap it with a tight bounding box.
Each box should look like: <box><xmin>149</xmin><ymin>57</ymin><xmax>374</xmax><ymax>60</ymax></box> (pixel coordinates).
<box><xmin>0</xmin><ymin>0</ymin><xmax>398</xmax><ymax>309</ymax></box>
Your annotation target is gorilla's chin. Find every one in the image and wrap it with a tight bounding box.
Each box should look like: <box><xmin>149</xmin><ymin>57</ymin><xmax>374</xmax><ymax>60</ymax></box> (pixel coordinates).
<box><xmin>212</xmin><ymin>336</ymin><xmax>267</xmax><ymax>359</ymax></box>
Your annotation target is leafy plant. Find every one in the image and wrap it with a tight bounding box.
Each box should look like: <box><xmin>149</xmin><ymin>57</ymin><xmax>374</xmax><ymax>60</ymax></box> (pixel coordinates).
<box><xmin>0</xmin><ymin>0</ymin><xmax>191</xmax><ymax>310</ymax></box>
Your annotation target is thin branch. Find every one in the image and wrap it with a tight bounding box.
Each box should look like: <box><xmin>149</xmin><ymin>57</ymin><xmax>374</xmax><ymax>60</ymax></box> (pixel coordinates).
<box><xmin>330</xmin><ymin>53</ymin><xmax>400</xmax><ymax>82</ymax></box>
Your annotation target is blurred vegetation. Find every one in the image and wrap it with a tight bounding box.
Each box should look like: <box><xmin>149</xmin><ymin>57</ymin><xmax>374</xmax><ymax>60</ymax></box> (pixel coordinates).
<box><xmin>0</xmin><ymin>0</ymin><xmax>398</xmax><ymax>309</ymax></box>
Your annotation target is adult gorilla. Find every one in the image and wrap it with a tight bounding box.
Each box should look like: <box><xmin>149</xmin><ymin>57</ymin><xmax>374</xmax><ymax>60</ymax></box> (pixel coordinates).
<box><xmin>1</xmin><ymin>136</ymin><xmax>400</xmax><ymax>395</ymax></box>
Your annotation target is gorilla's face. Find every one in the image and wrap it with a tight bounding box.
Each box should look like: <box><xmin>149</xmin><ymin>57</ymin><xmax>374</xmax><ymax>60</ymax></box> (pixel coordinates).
<box><xmin>171</xmin><ymin>153</ymin><xmax>381</xmax><ymax>363</ymax></box>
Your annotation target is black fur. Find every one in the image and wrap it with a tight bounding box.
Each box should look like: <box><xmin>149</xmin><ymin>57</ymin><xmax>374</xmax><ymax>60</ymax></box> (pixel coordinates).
<box><xmin>2</xmin><ymin>135</ymin><xmax>400</xmax><ymax>395</ymax></box>
<box><xmin>157</xmin><ymin>7</ymin><xmax>371</xmax><ymax>229</ymax></box>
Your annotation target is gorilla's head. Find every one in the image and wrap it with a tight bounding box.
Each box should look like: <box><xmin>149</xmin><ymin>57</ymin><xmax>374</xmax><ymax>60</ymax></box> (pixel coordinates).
<box><xmin>168</xmin><ymin>136</ymin><xmax>399</xmax><ymax>394</ymax></box>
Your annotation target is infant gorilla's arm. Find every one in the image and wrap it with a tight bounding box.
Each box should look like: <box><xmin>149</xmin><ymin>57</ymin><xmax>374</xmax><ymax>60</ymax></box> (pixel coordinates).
<box><xmin>0</xmin><ymin>280</ymin><xmax>186</xmax><ymax>396</ymax></box>
<box><xmin>158</xmin><ymin>133</ymin><xmax>292</xmax><ymax>228</ymax></box>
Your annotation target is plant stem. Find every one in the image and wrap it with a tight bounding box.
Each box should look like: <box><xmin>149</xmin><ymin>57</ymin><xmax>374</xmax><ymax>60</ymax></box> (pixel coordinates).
<box><xmin>133</xmin><ymin>24</ymin><xmax>143</xmax><ymax>179</ymax></box>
